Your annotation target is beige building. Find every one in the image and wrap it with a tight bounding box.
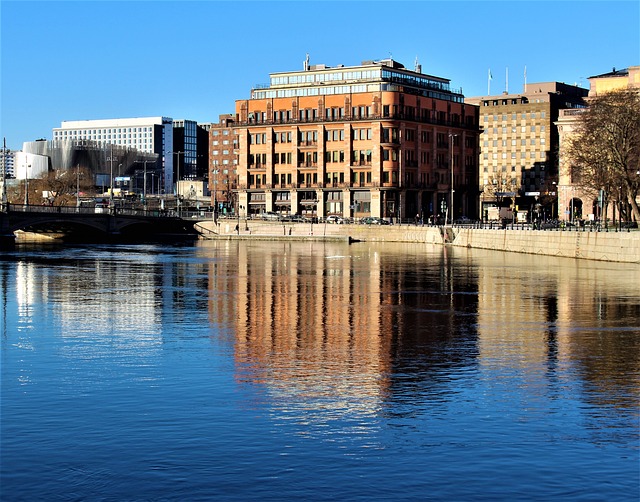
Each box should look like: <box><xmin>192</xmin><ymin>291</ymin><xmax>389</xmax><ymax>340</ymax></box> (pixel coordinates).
<box><xmin>556</xmin><ymin>66</ymin><xmax>640</xmax><ymax>223</ymax></box>
<box><xmin>466</xmin><ymin>83</ymin><xmax>588</xmax><ymax>222</ymax></box>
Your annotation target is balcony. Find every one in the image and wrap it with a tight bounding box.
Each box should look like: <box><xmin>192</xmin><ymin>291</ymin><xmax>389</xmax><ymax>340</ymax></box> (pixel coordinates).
<box><xmin>235</xmin><ymin>112</ymin><xmax>480</xmax><ymax>131</ymax></box>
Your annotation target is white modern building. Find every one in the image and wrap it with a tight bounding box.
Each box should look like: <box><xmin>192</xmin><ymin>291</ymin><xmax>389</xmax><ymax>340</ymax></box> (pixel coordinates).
<box><xmin>53</xmin><ymin>117</ymin><xmax>174</xmax><ymax>194</ymax></box>
<box><xmin>1</xmin><ymin>146</ymin><xmax>16</xmax><ymax>178</ymax></box>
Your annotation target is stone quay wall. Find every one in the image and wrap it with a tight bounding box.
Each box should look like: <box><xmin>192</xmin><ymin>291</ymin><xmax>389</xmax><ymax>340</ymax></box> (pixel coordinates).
<box><xmin>195</xmin><ymin>219</ymin><xmax>640</xmax><ymax>264</ymax></box>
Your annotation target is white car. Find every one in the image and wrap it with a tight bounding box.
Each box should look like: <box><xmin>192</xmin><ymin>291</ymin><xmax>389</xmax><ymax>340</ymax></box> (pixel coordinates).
<box><xmin>260</xmin><ymin>211</ymin><xmax>281</xmax><ymax>221</ymax></box>
<box><xmin>325</xmin><ymin>215</ymin><xmax>345</xmax><ymax>224</ymax></box>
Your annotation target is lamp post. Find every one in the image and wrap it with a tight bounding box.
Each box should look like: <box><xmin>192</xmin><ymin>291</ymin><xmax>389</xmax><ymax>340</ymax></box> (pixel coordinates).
<box><xmin>134</xmin><ymin>159</ymin><xmax>153</xmax><ymax>208</ymax></box>
<box><xmin>23</xmin><ymin>164</ymin><xmax>31</xmax><ymax>208</ymax></box>
<box><xmin>107</xmin><ymin>146</ymin><xmax>116</xmax><ymax>213</ymax></box>
<box><xmin>449</xmin><ymin>133</ymin><xmax>458</xmax><ymax>225</ymax></box>
<box><xmin>76</xmin><ymin>164</ymin><xmax>81</xmax><ymax>210</ymax></box>
<box><xmin>212</xmin><ymin>167</ymin><xmax>218</xmax><ymax>223</ymax></box>
<box><xmin>173</xmin><ymin>151</ymin><xmax>185</xmax><ymax>215</ymax></box>
<box><xmin>1</xmin><ymin>138</ymin><xmax>8</xmax><ymax>212</ymax></box>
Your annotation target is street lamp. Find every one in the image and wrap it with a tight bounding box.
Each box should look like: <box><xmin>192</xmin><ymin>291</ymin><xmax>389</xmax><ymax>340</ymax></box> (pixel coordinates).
<box><xmin>107</xmin><ymin>146</ymin><xmax>117</xmax><ymax>213</ymax></box>
<box><xmin>173</xmin><ymin>151</ymin><xmax>186</xmax><ymax>215</ymax></box>
<box><xmin>1</xmin><ymin>138</ymin><xmax>7</xmax><ymax>212</ymax></box>
<box><xmin>134</xmin><ymin>159</ymin><xmax>154</xmax><ymax>207</ymax></box>
<box><xmin>449</xmin><ymin>133</ymin><xmax>458</xmax><ymax>225</ymax></box>
<box><xmin>212</xmin><ymin>167</ymin><xmax>218</xmax><ymax>223</ymax></box>
<box><xmin>23</xmin><ymin>164</ymin><xmax>31</xmax><ymax>208</ymax></box>
<box><xmin>76</xmin><ymin>164</ymin><xmax>81</xmax><ymax>210</ymax></box>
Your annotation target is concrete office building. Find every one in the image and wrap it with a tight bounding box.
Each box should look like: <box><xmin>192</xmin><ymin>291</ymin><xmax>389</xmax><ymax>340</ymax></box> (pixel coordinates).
<box><xmin>466</xmin><ymin>82</ymin><xmax>588</xmax><ymax>221</ymax></box>
<box><xmin>53</xmin><ymin>117</ymin><xmax>174</xmax><ymax>194</ymax></box>
<box><xmin>230</xmin><ymin>57</ymin><xmax>481</xmax><ymax>222</ymax></box>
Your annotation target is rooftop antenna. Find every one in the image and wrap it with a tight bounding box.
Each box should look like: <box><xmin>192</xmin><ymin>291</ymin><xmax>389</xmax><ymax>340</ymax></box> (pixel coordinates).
<box><xmin>414</xmin><ymin>56</ymin><xmax>421</xmax><ymax>73</ymax></box>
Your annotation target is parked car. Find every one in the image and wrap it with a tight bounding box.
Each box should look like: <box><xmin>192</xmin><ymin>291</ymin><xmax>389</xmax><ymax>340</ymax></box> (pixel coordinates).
<box><xmin>454</xmin><ymin>216</ymin><xmax>472</xmax><ymax>224</ymax></box>
<box><xmin>260</xmin><ymin>211</ymin><xmax>282</xmax><ymax>221</ymax></box>
<box><xmin>325</xmin><ymin>215</ymin><xmax>345</xmax><ymax>224</ymax></box>
<box><xmin>360</xmin><ymin>216</ymin><xmax>390</xmax><ymax>225</ymax></box>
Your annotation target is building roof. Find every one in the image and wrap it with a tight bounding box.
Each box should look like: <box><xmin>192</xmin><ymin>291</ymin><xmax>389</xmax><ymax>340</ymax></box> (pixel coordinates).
<box><xmin>588</xmin><ymin>67</ymin><xmax>629</xmax><ymax>79</ymax></box>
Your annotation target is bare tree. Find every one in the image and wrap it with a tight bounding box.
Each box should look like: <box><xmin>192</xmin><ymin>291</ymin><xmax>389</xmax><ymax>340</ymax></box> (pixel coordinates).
<box><xmin>36</xmin><ymin>167</ymin><xmax>96</xmax><ymax>206</ymax></box>
<box><xmin>566</xmin><ymin>88</ymin><xmax>640</xmax><ymax>222</ymax></box>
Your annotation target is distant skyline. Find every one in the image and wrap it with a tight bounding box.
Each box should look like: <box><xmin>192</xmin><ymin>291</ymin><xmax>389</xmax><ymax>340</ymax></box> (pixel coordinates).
<box><xmin>2</xmin><ymin>0</ymin><xmax>639</xmax><ymax>151</ymax></box>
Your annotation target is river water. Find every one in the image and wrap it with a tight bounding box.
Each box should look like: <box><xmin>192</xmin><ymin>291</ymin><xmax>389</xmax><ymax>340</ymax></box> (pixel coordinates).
<box><xmin>1</xmin><ymin>241</ymin><xmax>638</xmax><ymax>501</ymax></box>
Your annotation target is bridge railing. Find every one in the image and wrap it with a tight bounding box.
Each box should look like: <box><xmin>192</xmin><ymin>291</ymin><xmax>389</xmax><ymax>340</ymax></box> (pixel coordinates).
<box><xmin>5</xmin><ymin>204</ymin><xmax>187</xmax><ymax>218</ymax></box>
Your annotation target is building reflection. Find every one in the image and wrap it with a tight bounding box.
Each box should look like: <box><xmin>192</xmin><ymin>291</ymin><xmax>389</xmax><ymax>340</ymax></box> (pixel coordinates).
<box><xmin>197</xmin><ymin>241</ymin><xmax>639</xmax><ymax>429</ymax></box>
<box><xmin>198</xmin><ymin>241</ymin><xmax>482</xmax><ymax>426</ymax></box>
<box><xmin>472</xmin><ymin>249</ymin><xmax>640</xmax><ymax>418</ymax></box>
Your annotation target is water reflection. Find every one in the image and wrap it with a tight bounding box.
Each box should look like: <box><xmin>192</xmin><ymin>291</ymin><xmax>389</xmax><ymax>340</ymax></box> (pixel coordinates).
<box><xmin>192</xmin><ymin>241</ymin><xmax>640</xmax><ymax>436</ymax></box>
<box><xmin>3</xmin><ymin>242</ymin><xmax>639</xmax><ymax>437</ymax></box>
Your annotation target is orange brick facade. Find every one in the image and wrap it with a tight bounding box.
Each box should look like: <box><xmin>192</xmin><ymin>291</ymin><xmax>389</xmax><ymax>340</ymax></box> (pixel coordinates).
<box><xmin>221</xmin><ymin>59</ymin><xmax>481</xmax><ymax>222</ymax></box>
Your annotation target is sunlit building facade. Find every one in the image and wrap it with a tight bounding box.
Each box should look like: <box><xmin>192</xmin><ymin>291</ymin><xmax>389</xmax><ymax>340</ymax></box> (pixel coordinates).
<box><xmin>556</xmin><ymin>66</ymin><xmax>640</xmax><ymax>223</ymax></box>
<box><xmin>466</xmin><ymin>83</ymin><xmax>588</xmax><ymax>221</ymax></box>
<box><xmin>231</xmin><ymin>58</ymin><xmax>481</xmax><ymax>221</ymax></box>
<box><xmin>53</xmin><ymin>117</ymin><xmax>174</xmax><ymax>194</ymax></box>
<box><xmin>209</xmin><ymin>114</ymin><xmax>239</xmax><ymax>215</ymax></box>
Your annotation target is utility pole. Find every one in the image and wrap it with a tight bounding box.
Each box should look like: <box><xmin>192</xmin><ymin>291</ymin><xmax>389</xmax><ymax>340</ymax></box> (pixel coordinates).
<box><xmin>1</xmin><ymin>138</ymin><xmax>7</xmax><ymax>212</ymax></box>
<box><xmin>449</xmin><ymin>133</ymin><xmax>458</xmax><ymax>225</ymax></box>
<box><xmin>76</xmin><ymin>164</ymin><xmax>81</xmax><ymax>209</ymax></box>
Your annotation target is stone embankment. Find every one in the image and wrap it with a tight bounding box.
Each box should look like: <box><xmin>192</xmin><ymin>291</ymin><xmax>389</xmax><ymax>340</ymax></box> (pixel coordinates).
<box><xmin>194</xmin><ymin>219</ymin><xmax>640</xmax><ymax>264</ymax></box>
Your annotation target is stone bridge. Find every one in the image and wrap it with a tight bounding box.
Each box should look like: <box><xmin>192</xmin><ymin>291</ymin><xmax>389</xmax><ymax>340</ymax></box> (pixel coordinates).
<box><xmin>0</xmin><ymin>204</ymin><xmax>199</xmax><ymax>244</ymax></box>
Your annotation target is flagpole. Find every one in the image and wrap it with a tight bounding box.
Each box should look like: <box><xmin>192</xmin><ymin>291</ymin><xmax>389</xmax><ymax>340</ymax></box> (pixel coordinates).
<box><xmin>506</xmin><ymin>67</ymin><xmax>509</xmax><ymax>94</ymax></box>
<box><xmin>524</xmin><ymin>65</ymin><xmax>527</xmax><ymax>93</ymax></box>
<box><xmin>488</xmin><ymin>68</ymin><xmax>492</xmax><ymax>95</ymax></box>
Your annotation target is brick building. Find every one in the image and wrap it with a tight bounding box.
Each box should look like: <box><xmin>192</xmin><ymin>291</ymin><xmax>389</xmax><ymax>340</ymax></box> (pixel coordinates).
<box><xmin>226</xmin><ymin>58</ymin><xmax>481</xmax><ymax>222</ymax></box>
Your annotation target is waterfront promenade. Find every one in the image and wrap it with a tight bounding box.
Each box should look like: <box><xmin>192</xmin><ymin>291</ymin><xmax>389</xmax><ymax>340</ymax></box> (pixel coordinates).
<box><xmin>195</xmin><ymin>218</ymin><xmax>640</xmax><ymax>264</ymax></box>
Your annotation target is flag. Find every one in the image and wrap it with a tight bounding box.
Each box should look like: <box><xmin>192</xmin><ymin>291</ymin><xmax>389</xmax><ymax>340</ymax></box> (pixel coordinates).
<box><xmin>489</xmin><ymin>69</ymin><xmax>493</xmax><ymax>80</ymax></box>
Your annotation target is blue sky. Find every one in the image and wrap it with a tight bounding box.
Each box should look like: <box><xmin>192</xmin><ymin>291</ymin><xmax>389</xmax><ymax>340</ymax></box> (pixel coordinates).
<box><xmin>1</xmin><ymin>0</ymin><xmax>639</xmax><ymax>150</ymax></box>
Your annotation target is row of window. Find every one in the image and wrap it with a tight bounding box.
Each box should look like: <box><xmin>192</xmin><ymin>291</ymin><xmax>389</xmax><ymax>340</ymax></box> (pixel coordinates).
<box><xmin>483</xmin><ymin>126</ymin><xmax>547</xmax><ymax>135</ymax></box>
<box><xmin>483</xmin><ymin>112</ymin><xmax>547</xmax><ymax>121</ymax></box>
<box><xmin>246</xmin><ymin>150</ymin><xmax>477</xmax><ymax>168</ymax></box>
<box><xmin>248</xmin><ymin>105</ymin><xmax>464</xmax><ymax>126</ymax></box>
<box><xmin>482</xmin><ymin>151</ymin><xmax>546</xmax><ymax>160</ymax></box>
<box><xmin>484</xmin><ymin>138</ymin><xmax>547</xmax><ymax>147</ymax></box>
<box><xmin>248</xmin><ymin>128</ymin><xmax>377</xmax><ymax>145</ymax></box>
<box><xmin>56</xmin><ymin>127</ymin><xmax>153</xmax><ymax>135</ymax></box>
<box><xmin>247</xmin><ymin>170</ymin><xmax>459</xmax><ymax>189</ymax></box>
<box><xmin>253</xmin><ymin>84</ymin><xmax>369</xmax><ymax>99</ymax></box>
<box><xmin>271</xmin><ymin>69</ymin><xmax>381</xmax><ymax>87</ymax></box>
